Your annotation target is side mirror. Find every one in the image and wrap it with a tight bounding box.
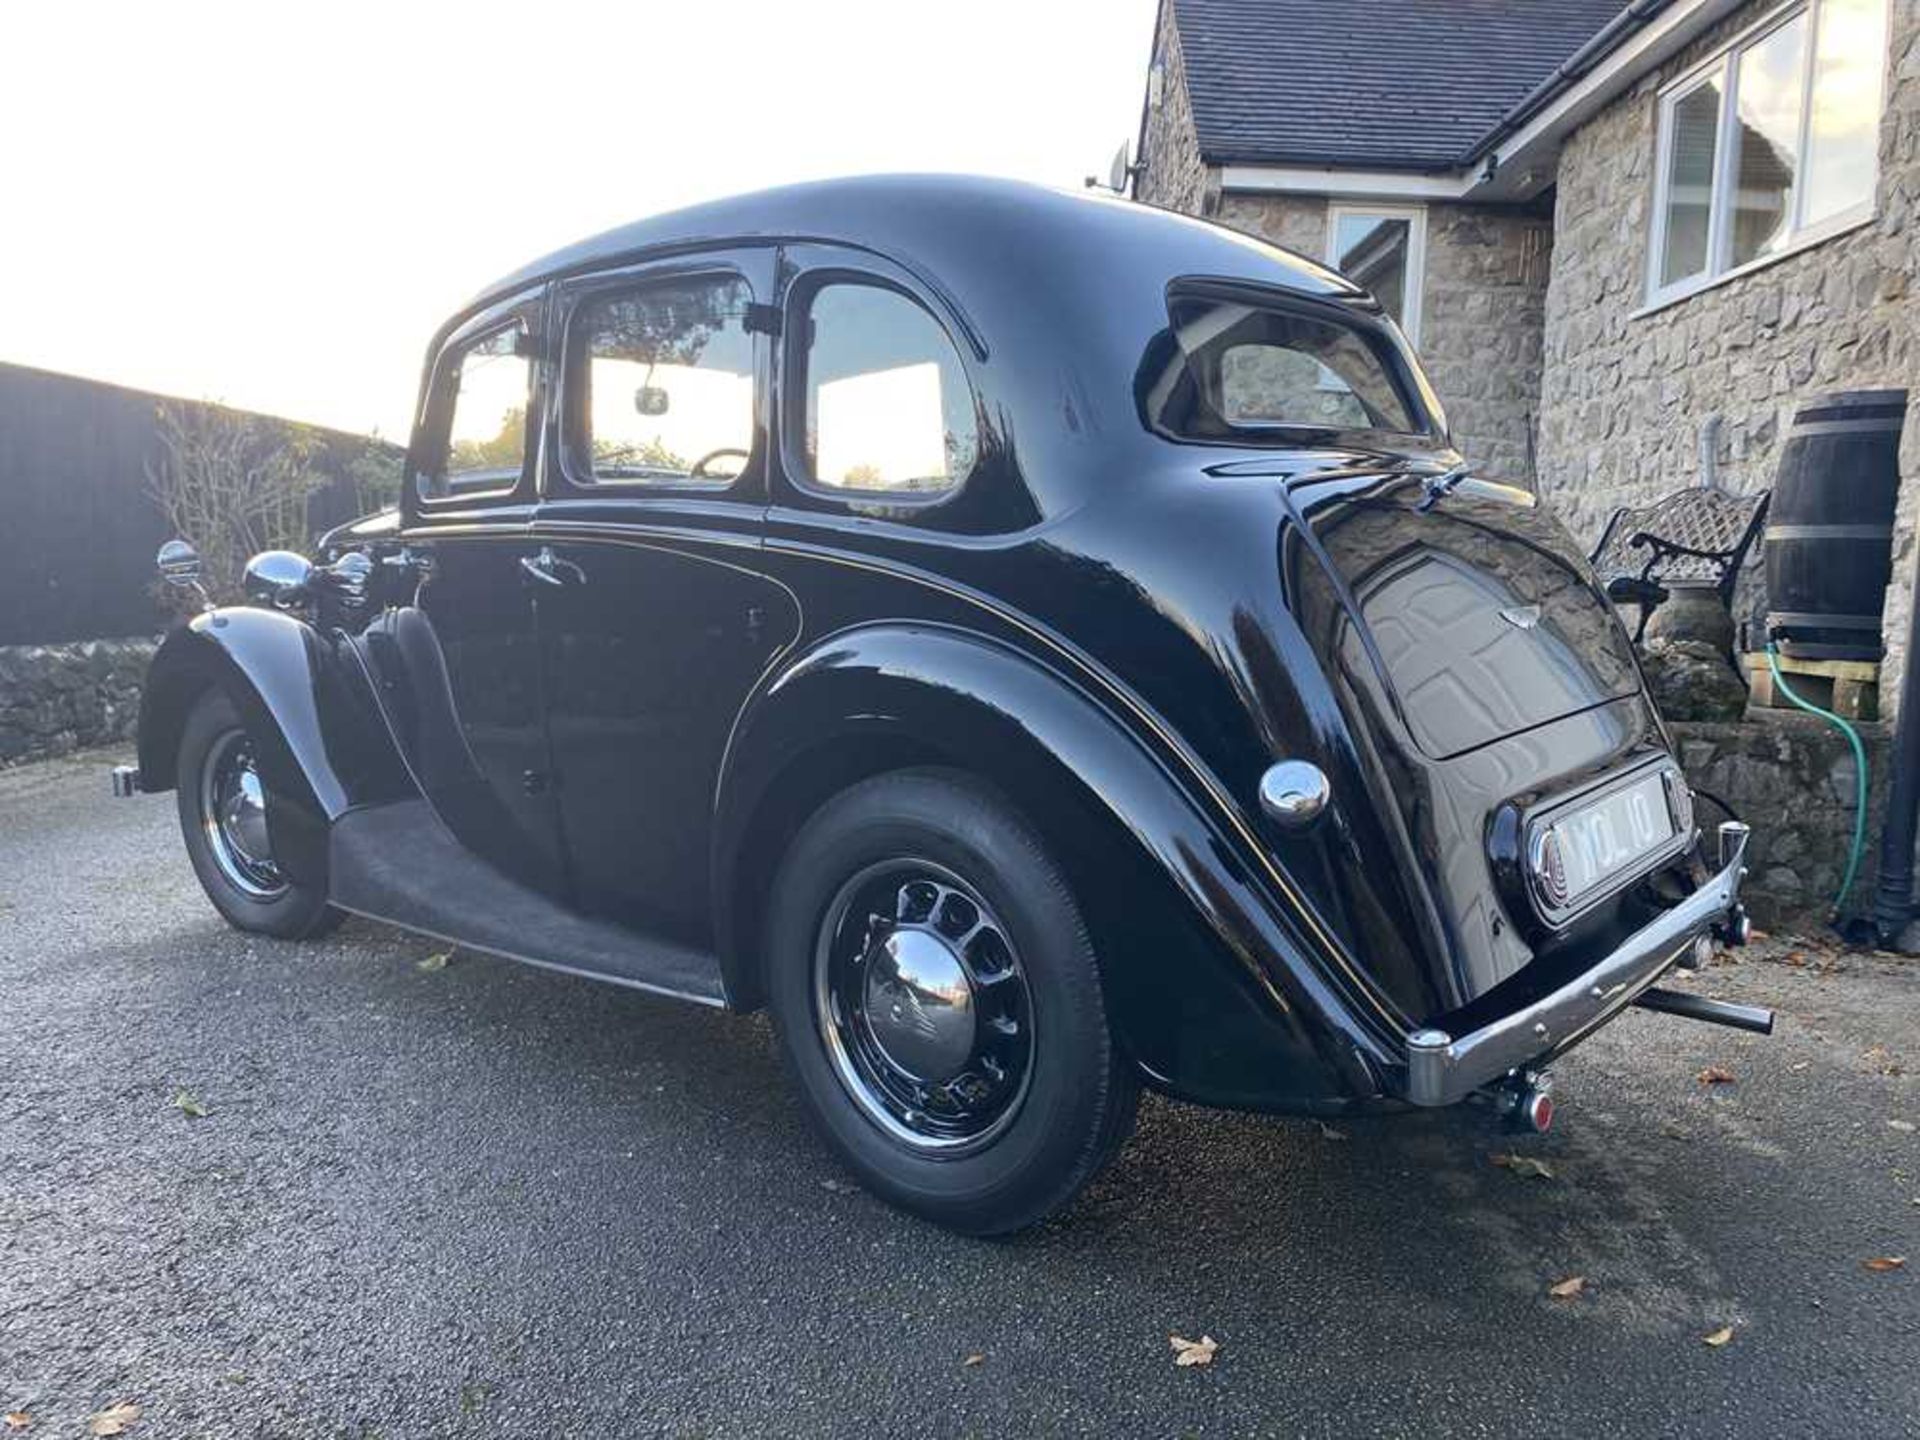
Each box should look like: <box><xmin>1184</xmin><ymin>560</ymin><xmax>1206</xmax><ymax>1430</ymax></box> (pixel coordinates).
<box><xmin>243</xmin><ymin>550</ymin><xmax>316</xmax><ymax>607</ymax></box>
<box><xmin>157</xmin><ymin>538</ymin><xmax>202</xmax><ymax>587</ymax></box>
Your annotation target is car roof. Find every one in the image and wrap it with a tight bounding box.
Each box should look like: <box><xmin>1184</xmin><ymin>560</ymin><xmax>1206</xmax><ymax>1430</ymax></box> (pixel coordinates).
<box><xmin>459</xmin><ymin>174</ymin><xmax>1360</xmax><ymax>328</ymax></box>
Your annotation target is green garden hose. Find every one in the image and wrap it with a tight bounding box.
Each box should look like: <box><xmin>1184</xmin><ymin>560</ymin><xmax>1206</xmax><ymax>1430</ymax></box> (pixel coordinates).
<box><xmin>1765</xmin><ymin>641</ymin><xmax>1869</xmax><ymax>918</ymax></box>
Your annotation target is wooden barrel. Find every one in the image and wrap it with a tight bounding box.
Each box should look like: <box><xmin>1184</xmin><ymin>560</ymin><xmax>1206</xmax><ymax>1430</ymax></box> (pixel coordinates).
<box><xmin>1765</xmin><ymin>389</ymin><xmax>1906</xmax><ymax>660</ymax></box>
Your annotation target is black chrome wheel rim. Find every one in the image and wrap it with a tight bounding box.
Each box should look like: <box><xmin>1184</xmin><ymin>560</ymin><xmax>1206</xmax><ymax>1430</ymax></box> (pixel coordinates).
<box><xmin>198</xmin><ymin>728</ymin><xmax>286</xmax><ymax>900</ymax></box>
<box><xmin>812</xmin><ymin>860</ymin><xmax>1034</xmax><ymax>1154</ymax></box>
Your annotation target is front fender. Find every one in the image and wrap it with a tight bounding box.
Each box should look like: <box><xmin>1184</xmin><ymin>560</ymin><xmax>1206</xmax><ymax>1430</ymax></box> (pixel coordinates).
<box><xmin>716</xmin><ymin>623</ymin><xmax>1402</xmax><ymax>1112</ymax></box>
<box><xmin>137</xmin><ymin>608</ymin><xmax>410</xmax><ymax>886</ymax></box>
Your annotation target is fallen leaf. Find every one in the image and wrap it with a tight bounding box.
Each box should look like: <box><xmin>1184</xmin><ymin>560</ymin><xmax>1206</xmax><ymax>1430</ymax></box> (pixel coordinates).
<box><xmin>962</xmin><ymin>1353</ymin><xmax>985</xmax><ymax>1368</ymax></box>
<box><xmin>1548</xmin><ymin>1276</ymin><xmax>1586</xmax><ymax>1298</ymax></box>
<box><xmin>819</xmin><ymin>1178</ymin><xmax>856</xmax><ymax>1195</ymax></box>
<box><xmin>1316</xmin><ymin>1121</ymin><xmax>1348</xmax><ymax>1142</ymax></box>
<box><xmin>1890</xmin><ymin>1120</ymin><xmax>1916</xmax><ymax>1134</ymax></box>
<box><xmin>416</xmin><ymin>949</ymin><xmax>454</xmax><ymax>973</ymax></box>
<box><xmin>1788</xmin><ymin>1061</ymin><xmax>1810</xmax><ymax>1073</ymax></box>
<box><xmin>170</xmin><ymin>1090</ymin><xmax>207</xmax><ymax>1119</ymax></box>
<box><xmin>1697</xmin><ymin>1066</ymin><xmax>1736</xmax><ymax>1086</ymax></box>
<box><xmin>1703</xmin><ymin>1326</ymin><xmax>1735</xmax><ymax>1347</ymax></box>
<box><xmin>1169</xmin><ymin>1334</ymin><xmax>1218</xmax><ymax>1368</ymax></box>
<box><xmin>1748</xmin><ymin>928</ymin><xmax>1770</xmax><ymax>941</ymax></box>
<box><xmin>4</xmin><ymin>1412</ymin><xmax>30</xmax><ymax>1431</ymax></box>
<box><xmin>1661</xmin><ymin>1122</ymin><xmax>1690</xmax><ymax>1140</ymax></box>
<box><xmin>1863</xmin><ymin>1256</ymin><xmax>1907</xmax><ymax>1273</ymax></box>
<box><xmin>1490</xmin><ymin>1152</ymin><xmax>1556</xmax><ymax>1180</ymax></box>
<box><xmin>1784</xmin><ymin>950</ymin><xmax>1807</xmax><ymax>967</ymax></box>
<box><xmin>88</xmin><ymin>1403</ymin><xmax>140</xmax><ymax>1436</ymax></box>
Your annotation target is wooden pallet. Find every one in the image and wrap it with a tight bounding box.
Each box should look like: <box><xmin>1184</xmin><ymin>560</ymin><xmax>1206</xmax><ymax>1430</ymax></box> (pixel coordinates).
<box><xmin>1743</xmin><ymin>653</ymin><xmax>1880</xmax><ymax>722</ymax></box>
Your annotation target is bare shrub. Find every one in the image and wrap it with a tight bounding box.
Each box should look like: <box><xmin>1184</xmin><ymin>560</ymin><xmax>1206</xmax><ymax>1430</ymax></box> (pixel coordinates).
<box><xmin>144</xmin><ymin>400</ymin><xmax>329</xmax><ymax>608</ymax></box>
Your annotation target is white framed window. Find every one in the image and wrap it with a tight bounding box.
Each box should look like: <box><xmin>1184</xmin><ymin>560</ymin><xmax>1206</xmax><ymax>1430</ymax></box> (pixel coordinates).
<box><xmin>1646</xmin><ymin>0</ymin><xmax>1888</xmax><ymax>305</ymax></box>
<box><xmin>1326</xmin><ymin>204</ymin><xmax>1427</xmax><ymax>347</ymax></box>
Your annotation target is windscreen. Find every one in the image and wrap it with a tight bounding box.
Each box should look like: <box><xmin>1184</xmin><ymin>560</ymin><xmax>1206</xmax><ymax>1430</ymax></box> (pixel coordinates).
<box><xmin>1145</xmin><ymin>290</ymin><xmax>1432</xmax><ymax>443</ymax></box>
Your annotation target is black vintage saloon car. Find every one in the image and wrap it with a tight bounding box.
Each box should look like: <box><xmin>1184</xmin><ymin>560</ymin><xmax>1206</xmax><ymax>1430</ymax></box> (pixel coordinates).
<box><xmin>119</xmin><ymin>176</ymin><xmax>1765</xmax><ymax>1234</ymax></box>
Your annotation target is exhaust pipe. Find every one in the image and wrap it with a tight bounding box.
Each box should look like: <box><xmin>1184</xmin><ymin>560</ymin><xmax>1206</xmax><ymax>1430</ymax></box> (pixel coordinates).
<box><xmin>1633</xmin><ymin>986</ymin><xmax>1775</xmax><ymax>1035</ymax></box>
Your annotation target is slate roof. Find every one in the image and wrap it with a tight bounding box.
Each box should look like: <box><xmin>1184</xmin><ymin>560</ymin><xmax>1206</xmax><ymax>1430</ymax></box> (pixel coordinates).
<box><xmin>1171</xmin><ymin>0</ymin><xmax>1635</xmax><ymax>171</ymax></box>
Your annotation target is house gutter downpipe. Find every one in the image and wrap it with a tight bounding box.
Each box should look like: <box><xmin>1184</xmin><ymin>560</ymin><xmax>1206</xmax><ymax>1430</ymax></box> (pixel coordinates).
<box><xmin>1875</xmin><ymin>551</ymin><xmax>1920</xmax><ymax>947</ymax></box>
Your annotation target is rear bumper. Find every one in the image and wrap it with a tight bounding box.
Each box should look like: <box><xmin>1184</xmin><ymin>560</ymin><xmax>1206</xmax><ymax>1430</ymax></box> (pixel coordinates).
<box><xmin>1401</xmin><ymin>822</ymin><xmax>1751</xmax><ymax>1107</ymax></box>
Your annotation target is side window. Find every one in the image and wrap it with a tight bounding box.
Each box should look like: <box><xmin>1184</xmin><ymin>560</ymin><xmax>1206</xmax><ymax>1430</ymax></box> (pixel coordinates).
<box><xmin>571</xmin><ymin>275</ymin><xmax>756</xmax><ymax>485</ymax></box>
<box><xmin>1195</xmin><ymin>301</ymin><xmax>1416</xmax><ymax>433</ymax></box>
<box><xmin>800</xmin><ymin>282</ymin><xmax>977</xmax><ymax>496</ymax></box>
<box><xmin>423</xmin><ymin>324</ymin><xmax>532</xmax><ymax>501</ymax></box>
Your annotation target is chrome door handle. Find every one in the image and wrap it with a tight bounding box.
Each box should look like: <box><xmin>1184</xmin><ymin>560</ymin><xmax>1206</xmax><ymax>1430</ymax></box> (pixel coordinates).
<box><xmin>520</xmin><ymin>547</ymin><xmax>586</xmax><ymax>587</ymax></box>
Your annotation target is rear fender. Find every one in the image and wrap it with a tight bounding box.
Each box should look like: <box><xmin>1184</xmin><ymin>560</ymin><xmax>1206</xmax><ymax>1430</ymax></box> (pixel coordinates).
<box><xmin>137</xmin><ymin>608</ymin><xmax>412</xmax><ymax>886</ymax></box>
<box><xmin>715</xmin><ymin>623</ymin><xmax>1399</xmax><ymax>1111</ymax></box>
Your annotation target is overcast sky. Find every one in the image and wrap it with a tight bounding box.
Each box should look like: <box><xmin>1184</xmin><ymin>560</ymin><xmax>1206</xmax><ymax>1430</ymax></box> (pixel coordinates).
<box><xmin>1</xmin><ymin>0</ymin><xmax>1157</xmax><ymax>440</ymax></box>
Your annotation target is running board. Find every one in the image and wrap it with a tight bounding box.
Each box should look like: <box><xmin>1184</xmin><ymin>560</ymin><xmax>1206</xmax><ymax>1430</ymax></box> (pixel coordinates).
<box><xmin>328</xmin><ymin>799</ymin><xmax>727</xmax><ymax>1008</ymax></box>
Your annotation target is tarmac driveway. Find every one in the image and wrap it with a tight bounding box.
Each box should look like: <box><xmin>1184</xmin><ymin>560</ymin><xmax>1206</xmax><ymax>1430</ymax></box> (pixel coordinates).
<box><xmin>2</xmin><ymin>751</ymin><xmax>1916</xmax><ymax>1437</ymax></box>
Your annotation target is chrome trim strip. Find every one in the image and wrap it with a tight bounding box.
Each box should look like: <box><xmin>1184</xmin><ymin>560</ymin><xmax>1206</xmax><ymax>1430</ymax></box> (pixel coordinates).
<box><xmin>1403</xmin><ymin>821</ymin><xmax>1750</xmax><ymax>1106</ymax></box>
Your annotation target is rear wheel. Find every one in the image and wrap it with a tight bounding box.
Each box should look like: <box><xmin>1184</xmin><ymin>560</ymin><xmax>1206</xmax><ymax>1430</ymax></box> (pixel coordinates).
<box><xmin>175</xmin><ymin>689</ymin><xmax>339</xmax><ymax>939</ymax></box>
<box><xmin>766</xmin><ymin>769</ymin><xmax>1137</xmax><ymax>1235</ymax></box>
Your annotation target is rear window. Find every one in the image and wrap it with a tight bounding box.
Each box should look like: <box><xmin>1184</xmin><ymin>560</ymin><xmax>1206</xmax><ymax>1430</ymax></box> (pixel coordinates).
<box><xmin>1148</xmin><ymin>291</ymin><xmax>1428</xmax><ymax>442</ymax></box>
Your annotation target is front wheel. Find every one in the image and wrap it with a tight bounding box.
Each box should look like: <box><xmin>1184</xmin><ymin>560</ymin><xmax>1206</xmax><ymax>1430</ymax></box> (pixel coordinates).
<box><xmin>175</xmin><ymin>689</ymin><xmax>339</xmax><ymax>939</ymax></box>
<box><xmin>765</xmin><ymin>769</ymin><xmax>1137</xmax><ymax>1235</ymax></box>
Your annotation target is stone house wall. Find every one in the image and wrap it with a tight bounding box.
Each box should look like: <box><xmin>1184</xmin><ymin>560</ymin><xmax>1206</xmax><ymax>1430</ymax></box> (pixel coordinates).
<box><xmin>1538</xmin><ymin>0</ymin><xmax>1920</xmax><ymax>712</ymax></box>
<box><xmin>1136</xmin><ymin>0</ymin><xmax>1214</xmax><ymax>216</ymax></box>
<box><xmin>1669</xmin><ymin>713</ymin><xmax>1890</xmax><ymax>928</ymax></box>
<box><xmin>1210</xmin><ymin>193</ymin><xmax>1554</xmax><ymax>485</ymax></box>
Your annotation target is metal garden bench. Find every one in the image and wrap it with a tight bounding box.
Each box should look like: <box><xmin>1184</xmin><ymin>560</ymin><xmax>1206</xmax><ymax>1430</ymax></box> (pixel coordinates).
<box><xmin>1588</xmin><ymin>486</ymin><xmax>1770</xmax><ymax>644</ymax></box>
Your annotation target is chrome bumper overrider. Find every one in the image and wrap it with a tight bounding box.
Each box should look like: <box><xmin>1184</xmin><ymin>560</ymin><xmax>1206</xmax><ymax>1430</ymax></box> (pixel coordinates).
<box><xmin>1403</xmin><ymin>821</ymin><xmax>1751</xmax><ymax>1108</ymax></box>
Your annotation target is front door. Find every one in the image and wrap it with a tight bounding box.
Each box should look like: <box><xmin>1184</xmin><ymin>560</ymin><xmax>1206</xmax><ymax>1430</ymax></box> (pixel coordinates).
<box><xmin>533</xmin><ymin>251</ymin><xmax>795</xmax><ymax>941</ymax></box>
<box><xmin>385</xmin><ymin>293</ymin><xmax>569</xmax><ymax>897</ymax></box>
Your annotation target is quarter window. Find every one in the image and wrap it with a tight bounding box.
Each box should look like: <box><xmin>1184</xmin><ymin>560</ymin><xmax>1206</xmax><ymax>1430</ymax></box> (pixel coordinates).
<box><xmin>1650</xmin><ymin>0</ymin><xmax>1887</xmax><ymax>301</ymax></box>
<box><xmin>570</xmin><ymin>275</ymin><xmax>756</xmax><ymax>485</ymax></box>
<box><xmin>426</xmin><ymin>324</ymin><xmax>531</xmax><ymax>501</ymax></box>
<box><xmin>1159</xmin><ymin>293</ymin><xmax>1421</xmax><ymax>438</ymax></box>
<box><xmin>799</xmin><ymin>283</ymin><xmax>978</xmax><ymax>496</ymax></box>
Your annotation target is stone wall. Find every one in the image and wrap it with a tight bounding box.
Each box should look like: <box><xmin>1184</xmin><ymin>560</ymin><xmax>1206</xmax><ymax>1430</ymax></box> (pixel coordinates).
<box><xmin>1538</xmin><ymin>0</ymin><xmax>1920</xmax><ymax>714</ymax></box>
<box><xmin>0</xmin><ymin>638</ymin><xmax>157</xmax><ymax>768</ymax></box>
<box><xmin>1669</xmin><ymin>712</ymin><xmax>1890</xmax><ymax>928</ymax></box>
<box><xmin>1136</xmin><ymin>0</ymin><xmax>1214</xmax><ymax>216</ymax></box>
<box><xmin>1210</xmin><ymin>193</ymin><xmax>1554</xmax><ymax>485</ymax></box>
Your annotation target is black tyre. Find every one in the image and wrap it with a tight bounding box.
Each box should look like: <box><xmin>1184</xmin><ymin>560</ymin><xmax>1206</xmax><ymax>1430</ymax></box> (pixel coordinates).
<box><xmin>766</xmin><ymin>768</ymin><xmax>1138</xmax><ymax>1235</ymax></box>
<box><xmin>175</xmin><ymin>689</ymin><xmax>340</xmax><ymax>940</ymax></box>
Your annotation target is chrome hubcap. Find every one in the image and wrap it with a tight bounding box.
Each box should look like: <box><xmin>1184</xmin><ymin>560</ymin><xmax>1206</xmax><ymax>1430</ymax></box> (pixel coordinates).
<box><xmin>814</xmin><ymin>861</ymin><xmax>1034</xmax><ymax>1154</ymax></box>
<box><xmin>199</xmin><ymin>729</ymin><xmax>285</xmax><ymax>899</ymax></box>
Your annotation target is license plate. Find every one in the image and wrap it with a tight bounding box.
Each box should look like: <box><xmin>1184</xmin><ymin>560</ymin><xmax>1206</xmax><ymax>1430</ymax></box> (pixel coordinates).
<box><xmin>1536</xmin><ymin>771</ymin><xmax>1676</xmax><ymax>908</ymax></box>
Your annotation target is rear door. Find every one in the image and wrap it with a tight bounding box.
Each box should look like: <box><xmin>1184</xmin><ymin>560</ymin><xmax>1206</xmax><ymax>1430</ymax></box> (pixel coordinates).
<box><xmin>532</xmin><ymin>249</ymin><xmax>796</xmax><ymax>942</ymax></box>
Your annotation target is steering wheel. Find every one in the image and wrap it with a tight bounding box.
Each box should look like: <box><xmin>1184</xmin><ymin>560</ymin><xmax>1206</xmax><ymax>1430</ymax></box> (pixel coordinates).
<box><xmin>690</xmin><ymin>447</ymin><xmax>751</xmax><ymax>480</ymax></box>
